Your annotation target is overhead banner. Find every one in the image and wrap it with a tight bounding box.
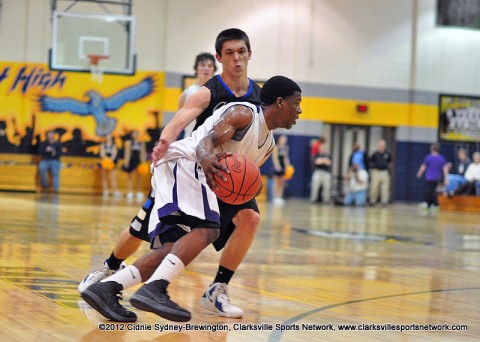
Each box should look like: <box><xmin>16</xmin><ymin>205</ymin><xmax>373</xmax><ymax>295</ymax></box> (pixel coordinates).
<box><xmin>438</xmin><ymin>94</ymin><xmax>480</xmax><ymax>142</ymax></box>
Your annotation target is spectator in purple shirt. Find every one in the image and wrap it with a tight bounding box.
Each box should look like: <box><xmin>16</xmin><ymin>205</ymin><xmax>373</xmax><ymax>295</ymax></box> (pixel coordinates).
<box><xmin>416</xmin><ymin>143</ymin><xmax>449</xmax><ymax>210</ymax></box>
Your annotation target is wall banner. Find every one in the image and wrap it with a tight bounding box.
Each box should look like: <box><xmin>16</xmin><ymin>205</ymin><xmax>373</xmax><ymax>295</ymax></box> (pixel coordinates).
<box><xmin>438</xmin><ymin>94</ymin><xmax>480</xmax><ymax>142</ymax></box>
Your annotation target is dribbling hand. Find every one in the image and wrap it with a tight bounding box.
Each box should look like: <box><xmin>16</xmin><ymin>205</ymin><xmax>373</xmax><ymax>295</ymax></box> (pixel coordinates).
<box><xmin>199</xmin><ymin>152</ymin><xmax>230</xmax><ymax>191</ymax></box>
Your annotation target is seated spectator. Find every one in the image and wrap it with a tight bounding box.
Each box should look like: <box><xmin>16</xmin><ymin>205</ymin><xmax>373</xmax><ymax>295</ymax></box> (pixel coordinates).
<box><xmin>446</xmin><ymin>148</ymin><xmax>471</xmax><ymax>194</ymax></box>
<box><xmin>453</xmin><ymin>152</ymin><xmax>480</xmax><ymax>196</ymax></box>
<box><xmin>343</xmin><ymin>163</ymin><xmax>369</xmax><ymax>206</ymax></box>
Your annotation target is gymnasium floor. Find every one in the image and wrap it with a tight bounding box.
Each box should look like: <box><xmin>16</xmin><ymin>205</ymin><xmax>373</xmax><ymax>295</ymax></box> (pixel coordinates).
<box><xmin>0</xmin><ymin>191</ymin><xmax>478</xmax><ymax>341</ymax></box>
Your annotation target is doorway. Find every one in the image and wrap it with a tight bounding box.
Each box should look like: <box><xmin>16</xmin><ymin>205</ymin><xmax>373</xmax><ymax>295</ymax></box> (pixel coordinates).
<box><xmin>325</xmin><ymin>124</ymin><xmax>396</xmax><ymax>201</ymax></box>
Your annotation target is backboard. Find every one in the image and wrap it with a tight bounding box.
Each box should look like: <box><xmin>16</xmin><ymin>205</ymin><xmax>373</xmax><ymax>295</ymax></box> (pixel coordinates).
<box><xmin>50</xmin><ymin>11</ymin><xmax>136</xmax><ymax>75</ymax></box>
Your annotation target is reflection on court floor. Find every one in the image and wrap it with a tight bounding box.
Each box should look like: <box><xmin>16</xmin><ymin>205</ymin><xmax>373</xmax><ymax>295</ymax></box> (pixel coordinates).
<box><xmin>0</xmin><ymin>193</ymin><xmax>479</xmax><ymax>341</ymax></box>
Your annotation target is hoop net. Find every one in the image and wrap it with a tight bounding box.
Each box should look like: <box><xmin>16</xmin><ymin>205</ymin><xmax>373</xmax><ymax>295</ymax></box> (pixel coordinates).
<box><xmin>87</xmin><ymin>54</ymin><xmax>109</xmax><ymax>83</ymax></box>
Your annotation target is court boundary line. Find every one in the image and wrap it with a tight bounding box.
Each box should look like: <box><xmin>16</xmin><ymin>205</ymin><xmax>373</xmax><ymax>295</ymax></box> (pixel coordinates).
<box><xmin>268</xmin><ymin>287</ymin><xmax>480</xmax><ymax>341</ymax></box>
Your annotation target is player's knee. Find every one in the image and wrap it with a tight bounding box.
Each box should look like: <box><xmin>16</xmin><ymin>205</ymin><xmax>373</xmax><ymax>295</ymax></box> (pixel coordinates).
<box><xmin>208</xmin><ymin>228</ymin><xmax>220</xmax><ymax>243</ymax></box>
<box><xmin>234</xmin><ymin>209</ymin><xmax>260</xmax><ymax>232</ymax></box>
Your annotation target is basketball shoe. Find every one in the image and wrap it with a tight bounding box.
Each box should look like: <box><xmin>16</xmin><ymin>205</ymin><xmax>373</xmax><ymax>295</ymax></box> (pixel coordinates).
<box><xmin>78</xmin><ymin>260</ymin><xmax>127</xmax><ymax>294</ymax></box>
<box><xmin>199</xmin><ymin>282</ymin><xmax>244</xmax><ymax>318</ymax></box>
<box><xmin>81</xmin><ymin>281</ymin><xmax>137</xmax><ymax>322</ymax></box>
<box><xmin>130</xmin><ymin>279</ymin><xmax>191</xmax><ymax>322</ymax></box>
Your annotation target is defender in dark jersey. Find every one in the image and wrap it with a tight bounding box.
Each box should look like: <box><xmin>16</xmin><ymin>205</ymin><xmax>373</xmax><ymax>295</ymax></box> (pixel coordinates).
<box><xmin>79</xmin><ymin>28</ymin><xmax>262</xmax><ymax>319</ymax></box>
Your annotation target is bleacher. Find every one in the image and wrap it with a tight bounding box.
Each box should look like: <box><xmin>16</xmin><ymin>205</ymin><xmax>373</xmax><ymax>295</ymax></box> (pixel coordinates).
<box><xmin>438</xmin><ymin>195</ymin><xmax>480</xmax><ymax>213</ymax></box>
<box><xmin>0</xmin><ymin>153</ymin><xmax>150</xmax><ymax>194</ymax></box>
<box><xmin>0</xmin><ymin>153</ymin><xmax>269</xmax><ymax>201</ymax></box>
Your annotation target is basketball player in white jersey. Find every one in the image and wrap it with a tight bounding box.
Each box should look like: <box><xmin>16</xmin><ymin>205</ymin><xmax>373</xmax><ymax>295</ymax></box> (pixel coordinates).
<box><xmin>81</xmin><ymin>75</ymin><xmax>302</xmax><ymax>322</ymax></box>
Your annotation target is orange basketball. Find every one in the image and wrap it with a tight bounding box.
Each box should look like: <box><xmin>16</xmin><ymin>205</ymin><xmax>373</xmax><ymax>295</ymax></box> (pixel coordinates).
<box><xmin>213</xmin><ymin>153</ymin><xmax>262</xmax><ymax>205</ymax></box>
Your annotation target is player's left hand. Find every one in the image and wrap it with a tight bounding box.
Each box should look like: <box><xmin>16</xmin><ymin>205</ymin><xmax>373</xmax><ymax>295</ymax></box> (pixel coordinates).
<box><xmin>200</xmin><ymin>152</ymin><xmax>230</xmax><ymax>190</ymax></box>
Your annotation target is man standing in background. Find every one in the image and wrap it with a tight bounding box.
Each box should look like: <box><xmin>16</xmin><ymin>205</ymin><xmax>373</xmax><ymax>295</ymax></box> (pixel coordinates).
<box><xmin>309</xmin><ymin>142</ymin><xmax>332</xmax><ymax>204</ymax></box>
<box><xmin>38</xmin><ymin>130</ymin><xmax>63</xmax><ymax>193</ymax></box>
<box><xmin>369</xmin><ymin>139</ymin><xmax>393</xmax><ymax>207</ymax></box>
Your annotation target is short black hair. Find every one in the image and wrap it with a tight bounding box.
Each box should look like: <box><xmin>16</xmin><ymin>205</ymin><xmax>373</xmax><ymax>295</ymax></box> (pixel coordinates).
<box><xmin>260</xmin><ymin>76</ymin><xmax>301</xmax><ymax>106</ymax></box>
<box><xmin>215</xmin><ymin>28</ymin><xmax>251</xmax><ymax>55</ymax></box>
<box><xmin>193</xmin><ymin>52</ymin><xmax>217</xmax><ymax>75</ymax></box>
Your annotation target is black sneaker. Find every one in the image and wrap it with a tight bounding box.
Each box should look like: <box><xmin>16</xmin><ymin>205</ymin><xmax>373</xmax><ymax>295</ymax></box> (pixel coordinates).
<box><xmin>81</xmin><ymin>281</ymin><xmax>137</xmax><ymax>322</ymax></box>
<box><xmin>130</xmin><ymin>279</ymin><xmax>191</xmax><ymax>322</ymax></box>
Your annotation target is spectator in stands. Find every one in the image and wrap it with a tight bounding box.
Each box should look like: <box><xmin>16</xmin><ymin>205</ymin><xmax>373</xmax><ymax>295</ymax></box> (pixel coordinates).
<box><xmin>453</xmin><ymin>151</ymin><xmax>480</xmax><ymax>196</ymax></box>
<box><xmin>38</xmin><ymin>130</ymin><xmax>63</xmax><ymax>193</ymax></box>
<box><xmin>416</xmin><ymin>143</ymin><xmax>448</xmax><ymax>210</ymax></box>
<box><xmin>348</xmin><ymin>142</ymin><xmax>369</xmax><ymax>170</ymax></box>
<box><xmin>342</xmin><ymin>163</ymin><xmax>369</xmax><ymax>206</ymax></box>
<box><xmin>369</xmin><ymin>139</ymin><xmax>393</xmax><ymax>207</ymax></box>
<box><xmin>309</xmin><ymin>142</ymin><xmax>332</xmax><ymax>204</ymax></box>
<box><xmin>446</xmin><ymin>148</ymin><xmax>471</xmax><ymax>195</ymax></box>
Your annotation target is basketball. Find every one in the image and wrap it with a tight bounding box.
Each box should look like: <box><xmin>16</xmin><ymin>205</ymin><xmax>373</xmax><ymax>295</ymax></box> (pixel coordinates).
<box><xmin>213</xmin><ymin>153</ymin><xmax>262</xmax><ymax>205</ymax></box>
<box><xmin>101</xmin><ymin>158</ymin><xmax>115</xmax><ymax>170</ymax></box>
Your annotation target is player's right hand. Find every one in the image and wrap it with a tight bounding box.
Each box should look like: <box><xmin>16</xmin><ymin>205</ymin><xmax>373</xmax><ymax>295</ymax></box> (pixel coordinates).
<box><xmin>199</xmin><ymin>152</ymin><xmax>230</xmax><ymax>191</ymax></box>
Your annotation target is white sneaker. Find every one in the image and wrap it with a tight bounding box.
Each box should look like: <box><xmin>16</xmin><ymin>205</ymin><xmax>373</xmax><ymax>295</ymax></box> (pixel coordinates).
<box><xmin>273</xmin><ymin>198</ymin><xmax>285</xmax><ymax>205</ymax></box>
<box><xmin>78</xmin><ymin>260</ymin><xmax>126</xmax><ymax>294</ymax></box>
<box><xmin>418</xmin><ymin>202</ymin><xmax>428</xmax><ymax>210</ymax></box>
<box><xmin>136</xmin><ymin>192</ymin><xmax>145</xmax><ymax>201</ymax></box>
<box><xmin>199</xmin><ymin>282</ymin><xmax>244</xmax><ymax>318</ymax></box>
<box><xmin>127</xmin><ymin>192</ymin><xmax>134</xmax><ymax>200</ymax></box>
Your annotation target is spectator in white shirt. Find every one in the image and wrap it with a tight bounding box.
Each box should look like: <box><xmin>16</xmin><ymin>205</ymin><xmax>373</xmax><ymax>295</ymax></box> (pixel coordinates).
<box><xmin>343</xmin><ymin>163</ymin><xmax>369</xmax><ymax>206</ymax></box>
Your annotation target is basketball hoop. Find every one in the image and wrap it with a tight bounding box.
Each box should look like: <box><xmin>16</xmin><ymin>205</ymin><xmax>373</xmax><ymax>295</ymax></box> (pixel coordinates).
<box><xmin>87</xmin><ymin>54</ymin><xmax>109</xmax><ymax>83</ymax></box>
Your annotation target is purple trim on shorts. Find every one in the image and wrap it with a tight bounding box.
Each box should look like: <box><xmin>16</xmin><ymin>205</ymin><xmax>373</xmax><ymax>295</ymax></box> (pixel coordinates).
<box><xmin>158</xmin><ymin>163</ymin><xmax>180</xmax><ymax>218</ymax></box>
<box><xmin>157</xmin><ymin>161</ymin><xmax>219</xmax><ymax>225</ymax></box>
<box><xmin>201</xmin><ymin>183</ymin><xmax>220</xmax><ymax>223</ymax></box>
<box><xmin>193</xmin><ymin>161</ymin><xmax>220</xmax><ymax>222</ymax></box>
<box><xmin>148</xmin><ymin>221</ymin><xmax>177</xmax><ymax>247</ymax></box>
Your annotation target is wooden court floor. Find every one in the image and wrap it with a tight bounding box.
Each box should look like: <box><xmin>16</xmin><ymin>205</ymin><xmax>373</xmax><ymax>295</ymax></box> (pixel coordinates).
<box><xmin>0</xmin><ymin>192</ymin><xmax>479</xmax><ymax>341</ymax></box>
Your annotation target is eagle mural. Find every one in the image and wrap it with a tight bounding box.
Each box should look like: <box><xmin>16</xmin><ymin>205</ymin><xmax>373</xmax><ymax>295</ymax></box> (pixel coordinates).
<box><xmin>38</xmin><ymin>76</ymin><xmax>155</xmax><ymax>136</ymax></box>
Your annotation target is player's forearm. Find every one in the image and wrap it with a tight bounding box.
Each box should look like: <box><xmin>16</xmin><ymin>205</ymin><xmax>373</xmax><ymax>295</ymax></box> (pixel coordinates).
<box><xmin>196</xmin><ymin>140</ymin><xmax>214</xmax><ymax>164</ymax></box>
<box><xmin>158</xmin><ymin>121</ymin><xmax>183</xmax><ymax>145</ymax></box>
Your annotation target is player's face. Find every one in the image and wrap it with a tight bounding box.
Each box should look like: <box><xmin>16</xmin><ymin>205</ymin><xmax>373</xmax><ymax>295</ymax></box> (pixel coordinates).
<box><xmin>280</xmin><ymin>92</ymin><xmax>302</xmax><ymax>129</ymax></box>
<box><xmin>196</xmin><ymin>60</ymin><xmax>215</xmax><ymax>83</ymax></box>
<box><xmin>216</xmin><ymin>40</ymin><xmax>251</xmax><ymax>76</ymax></box>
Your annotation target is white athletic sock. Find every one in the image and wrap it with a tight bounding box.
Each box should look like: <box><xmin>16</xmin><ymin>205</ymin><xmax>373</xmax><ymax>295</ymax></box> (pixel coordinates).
<box><xmin>146</xmin><ymin>253</ymin><xmax>185</xmax><ymax>284</ymax></box>
<box><xmin>101</xmin><ymin>265</ymin><xmax>142</xmax><ymax>289</ymax></box>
